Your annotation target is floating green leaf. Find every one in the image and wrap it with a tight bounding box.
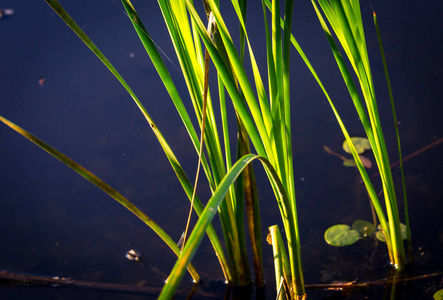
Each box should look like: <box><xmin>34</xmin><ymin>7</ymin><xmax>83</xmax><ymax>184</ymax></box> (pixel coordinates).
<box><xmin>375</xmin><ymin>230</ymin><xmax>386</xmax><ymax>242</ymax></box>
<box><xmin>352</xmin><ymin>220</ymin><xmax>375</xmax><ymax>238</ymax></box>
<box><xmin>325</xmin><ymin>224</ymin><xmax>360</xmax><ymax>246</ymax></box>
<box><xmin>376</xmin><ymin>223</ymin><xmax>407</xmax><ymax>242</ymax></box>
<box><xmin>434</xmin><ymin>289</ymin><xmax>443</xmax><ymax>300</ymax></box>
<box><xmin>342</xmin><ymin>137</ymin><xmax>371</xmax><ymax>154</ymax></box>
<box><xmin>343</xmin><ymin>159</ymin><xmax>356</xmax><ymax>167</ymax></box>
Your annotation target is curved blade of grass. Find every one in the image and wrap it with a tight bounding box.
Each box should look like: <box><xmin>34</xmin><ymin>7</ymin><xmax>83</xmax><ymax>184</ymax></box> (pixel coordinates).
<box><xmin>159</xmin><ymin>153</ymin><xmax>295</xmax><ymax>299</ymax></box>
<box><xmin>0</xmin><ymin>115</ymin><xmax>199</xmax><ymax>282</ymax></box>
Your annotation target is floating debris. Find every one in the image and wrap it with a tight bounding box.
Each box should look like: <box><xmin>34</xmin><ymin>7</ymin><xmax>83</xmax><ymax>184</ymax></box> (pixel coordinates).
<box><xmin>125</xmin><ymin>249</ymin><xmax>142</xmax><ymax>262</ymax></box>
<box><xmin>326</xmin><ymin>279</ymin><xmax>358</xmax><ymax>291</ymax></box>
<box><xmin>129</xmin><ymin>52</ymin><xmax>135</xmax><ymax>58</ymax></box>
<box><xmin>38</xmin><ymin>76</ymin><xmax>47</xmax><ymax>87</ymax></box>
<box><xmin>176</xmin><ymin>231</ymin><xmax>185</xmax><ymax>248</ymax></box>
<box><xmin>0</xmin><ymin>8</ymin><xmax>14</xmax><ymax>20</ymax></box>
<box><xmin>125</xmin><ymin>249</ymin><xmax>146</xmax><ymax>267</ymax></box>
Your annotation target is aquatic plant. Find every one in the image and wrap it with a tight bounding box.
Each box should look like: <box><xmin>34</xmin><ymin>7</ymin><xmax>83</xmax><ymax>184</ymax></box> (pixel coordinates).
<box><xmin>324</xmin><ymin>219</ymin><xmax>407</xmax><ymax>247</ymax></box>
<box><xmin>323</xmin><ymin>137</ymin><xmax>373</xmax><ymax>168</ymax></box>
<box><xmin>311</xmin><ymin>0</ymin><xmax>410</xmax><ymax>270</ymax></box>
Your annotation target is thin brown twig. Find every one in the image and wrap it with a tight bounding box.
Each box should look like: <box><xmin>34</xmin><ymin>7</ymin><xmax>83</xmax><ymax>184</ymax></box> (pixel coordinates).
<box><xmin>323</xmin><ymin>145</ymin><xmax>348</xmax><ymax>161</ymax></box>
<box><xmin>1</xmin><ymin>270</ymin><xmax>440</xmax><ymax>296</ymax></box>
<box><xmin>370</xmin><ymin>137</ymin><xmax>442</xmax><ymax>179</ymax></box>
<box><xmin>182</xmin><ymin>11</ymin><xmax>215</xmax><ymax>251</ymax></box>
<box><xmin>305</xmin><ymin>272</ymin><xmax>442</xmax><ymax>290</ymax></box>
<box><xmin>0</xmin><ymin>270</ymin><xmax>217</xmax><ymax>298</ymax></box>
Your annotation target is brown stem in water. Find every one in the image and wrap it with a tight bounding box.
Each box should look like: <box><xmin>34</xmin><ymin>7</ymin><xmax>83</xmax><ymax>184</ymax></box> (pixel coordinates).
<box><xmin>2</xmin><ymin>270</ymin><xmax>440</xmax><ymax>296</ymax></box>
<box><xmin>370</xmin><ymin>137</ymin><xmax>442</xmax><ymax>179</ymax></box>
<box><xmin>304</xmin><ymin>272</ymin><xmax>442</xmax><ymax>290</ymax></box>
<box><xmin>323</xmin><ymin>145</ymin><xmax>348</xmax><ymax>161</ymax></box>
<box><xmin>0</xmin><ymin>270</ymin><xmax>216</xmax><ymax>298</ymax></box>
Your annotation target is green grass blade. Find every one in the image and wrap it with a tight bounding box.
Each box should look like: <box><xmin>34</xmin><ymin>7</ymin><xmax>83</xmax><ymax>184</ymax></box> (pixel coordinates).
<box><xmin>282</xmin><ymin>0</ymin><xmax>295</xmax><ymax>207</ymax></box>
<box><xmin>373</xmin><ymin>10</ymin><xmax>412</xmax><ymax>264</ymax></box>
<box><xmin>0</xmin><ymin>115</ymin><xmax>200</xmax><ymax>282</ymax></box>
<box><xmin>231</xmin><ymin>0</ymin><xmax>274</xmax><ymax>138</ymax></box>
<box><xmin>270</xmin><ymin>0</ymin><xmax>289</xmax><ymax>193</ymax></box>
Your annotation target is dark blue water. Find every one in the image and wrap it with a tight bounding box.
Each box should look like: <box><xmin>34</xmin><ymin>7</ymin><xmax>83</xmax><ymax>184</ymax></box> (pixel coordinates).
<box><xmin>1</xmin><ymin>1</ymin><xmax>441</xmax><ymax>299</ymax></box>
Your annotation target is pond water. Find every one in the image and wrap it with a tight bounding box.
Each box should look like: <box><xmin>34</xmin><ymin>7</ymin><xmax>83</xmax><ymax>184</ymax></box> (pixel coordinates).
<box><xmin>0</xmin><ymin>1</ymin><xmax>441</xmax><ymax>299</ymax></box>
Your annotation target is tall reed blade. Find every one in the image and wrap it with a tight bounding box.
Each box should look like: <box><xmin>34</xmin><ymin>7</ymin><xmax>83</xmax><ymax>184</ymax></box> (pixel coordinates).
<box><xmin>373</xmin><ymin>10</ymin><xmax>412</xmax><ymax>265</ymax></box>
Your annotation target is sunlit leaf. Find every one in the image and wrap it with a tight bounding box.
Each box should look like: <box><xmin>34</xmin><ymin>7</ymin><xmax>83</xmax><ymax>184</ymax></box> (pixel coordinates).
<box><xmin>324</xmin><ymin>224</ymin><xmax>360</xmax><ymax>246</ymax></box>
<box><xmin>342</xmin><ymin>137</ymin><xmax>371</xmax><ymax>154</ymax></box>
<box><xmin>434</xmin><ymin>289</ymin><xmax>443</xmax><ymax>300</ymax></box>
<box><xmin>352</xmin><ymin>220</ymin><xmax>375</xmax><ymax>238</ymax></box>
<box><xmin>343</xmin><ymin>159</ymin><xmax>356</xmax><ymax>167</ymax></box>
<box><xmin>376</xmin><ymin>223</ymin><xmax>407</xmax><ymax>242</ymax></box>
<box><xmin>375</xmin><ymin>230</ymin><xmax>386</xmax><ymax>242</ymax></box>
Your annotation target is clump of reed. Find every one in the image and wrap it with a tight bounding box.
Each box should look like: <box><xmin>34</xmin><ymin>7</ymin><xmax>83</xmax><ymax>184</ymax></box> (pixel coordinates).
<box><xmin>0</xmin><ymin>1</ymin><xmax>411</xmax><ymax>299</ymax></box>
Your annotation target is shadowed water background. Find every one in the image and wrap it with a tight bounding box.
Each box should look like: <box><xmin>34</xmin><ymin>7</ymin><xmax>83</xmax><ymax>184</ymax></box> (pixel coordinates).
<box><xmin>0</xmin><ymin>1</ymin><xmax>441</xmax><ymax>299</ymax></box>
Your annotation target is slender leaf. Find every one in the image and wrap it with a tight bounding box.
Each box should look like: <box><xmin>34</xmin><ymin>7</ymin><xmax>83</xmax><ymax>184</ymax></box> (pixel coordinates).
<box><xmin>0</xmin><ymin>115</ymin><xmax>200</xmax><ymax>282</ymax></box>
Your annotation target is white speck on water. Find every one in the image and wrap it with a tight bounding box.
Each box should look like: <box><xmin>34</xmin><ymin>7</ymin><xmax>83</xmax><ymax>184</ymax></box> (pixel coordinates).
<box><xmin>38</xmin><ymin>76</ymin><xmax>47</xmax><ymax>87</ymax></box>
<box><xmin>0</xmin><ymin>8</ymin><xmax>14</xmax><ymax>19</ymax></box>
<box><xmin>129</xmin><ymin>53</ymin><xmax>135</xmax><ymax>58</ymax></box>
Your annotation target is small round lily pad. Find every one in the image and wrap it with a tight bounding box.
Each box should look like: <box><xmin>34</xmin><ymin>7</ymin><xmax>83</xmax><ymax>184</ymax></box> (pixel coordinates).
<box><xmin>376</xmin><ymin>223</ymin><xmax>407</xmax><ymax>242</ymax></box>
<box><xmin>325</xmin><ymin>224</ymin><xmax>360</xmax><ymax>246</ymax></box>
<box><xmin>434</xmin><ymin>289</ymin><xmax>443</xmax><ymax>300</ymax></box>
<box><xmin>352</xmin><ymin>220</ymin><xmax>376</xmax><ymax>238</ymax></box>
<box><xmin>342</xmin><ymin>137</ymin><xmax>371</xmax><ymax>154</ymax></box>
